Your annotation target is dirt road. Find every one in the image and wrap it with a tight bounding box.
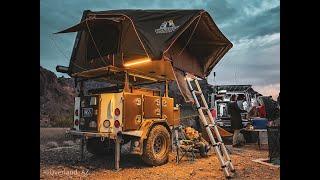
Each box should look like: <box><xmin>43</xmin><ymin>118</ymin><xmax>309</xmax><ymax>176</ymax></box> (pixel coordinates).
<box><xmin>40</xmin><ymin>128</ymin><xmax>280</xmax><ymax>179</ymax></box>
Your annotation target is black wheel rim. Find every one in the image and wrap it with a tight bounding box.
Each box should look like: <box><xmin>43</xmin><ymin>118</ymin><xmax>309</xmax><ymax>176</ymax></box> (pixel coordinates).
<box><xmin>153</xmin><ymin>134</ymin><xmax>166</xmax><ymax>155</ymax></box>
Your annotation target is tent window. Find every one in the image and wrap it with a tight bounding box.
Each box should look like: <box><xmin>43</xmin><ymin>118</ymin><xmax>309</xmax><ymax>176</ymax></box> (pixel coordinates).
<box><xmin>86</xmin><ymin>23</ymin><xmax>119</xmax><ymax>61</ymax></box>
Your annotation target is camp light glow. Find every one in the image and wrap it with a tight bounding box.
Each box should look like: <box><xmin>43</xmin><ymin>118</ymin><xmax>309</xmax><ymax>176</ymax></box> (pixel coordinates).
<box><xmin>123</xmin><ymin>58</ymin><xmax>151</xmax><ymax>67</ymax></box>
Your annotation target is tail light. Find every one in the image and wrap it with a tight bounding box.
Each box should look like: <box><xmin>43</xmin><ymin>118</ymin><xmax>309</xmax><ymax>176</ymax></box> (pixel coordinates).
<box><xmin>75</xmin><ymin>109</ymin><xmax>79</xmax><ymax>116</ymax></box>
<box><xmin>114</xmin><ymin>108</ymin><xmax>120</xmax><ymax>116</ymax></box>
<box><xmin>114</xmin><ymin>120</ymin><xmax>120</xmax><ymax>128</ymax></box>
<box><xmin>74</xmin><ymin>119</ymin><xmax>79</xmax><ymax>126</ymax></box>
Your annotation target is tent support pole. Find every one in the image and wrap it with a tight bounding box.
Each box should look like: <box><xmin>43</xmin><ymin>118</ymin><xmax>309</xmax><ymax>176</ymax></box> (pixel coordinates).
<box><xmin>165</xmin><ymin>80</ymin><xmax>169</xmax><ymax>97</ymax></box>
<box><xmin>124</xmin><ymin>71</ymin><xmax>130</xmax><ymax>92</ymax></box>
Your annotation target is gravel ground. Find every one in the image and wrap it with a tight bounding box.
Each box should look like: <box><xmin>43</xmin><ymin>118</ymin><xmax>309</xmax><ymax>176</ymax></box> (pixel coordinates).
<box><xmin>40</xmin><ymin>128</ymin><xmax>280</xmax><ymax>179</ymax></box>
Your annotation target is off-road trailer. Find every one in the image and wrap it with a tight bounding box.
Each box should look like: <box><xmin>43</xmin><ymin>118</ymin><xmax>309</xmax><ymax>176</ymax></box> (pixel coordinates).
<box><xmin>56</xmin><ymin>9</ymin><xmax>233</xmax><ymax>176</ymax></box>
<box><xmin>64</xmin><ymin>67</ymin><xmax>180</xmax><ymax>168</ymax></box>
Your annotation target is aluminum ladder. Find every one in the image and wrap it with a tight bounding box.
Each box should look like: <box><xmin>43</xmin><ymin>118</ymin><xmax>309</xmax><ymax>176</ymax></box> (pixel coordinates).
<box><xmin>185</xmin><ymin>73</ymin><xmax>235</xmax><ymax>178</ymax></box>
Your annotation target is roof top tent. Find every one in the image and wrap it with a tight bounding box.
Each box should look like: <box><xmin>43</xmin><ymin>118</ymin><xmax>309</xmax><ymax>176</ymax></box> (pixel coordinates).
<box><xmin>56</xmin><ymin>9</ymin><xmax>232</xmax><ymax>102</ymax></box>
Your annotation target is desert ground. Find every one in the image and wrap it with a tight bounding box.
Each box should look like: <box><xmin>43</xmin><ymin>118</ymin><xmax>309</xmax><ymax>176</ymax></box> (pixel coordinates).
<box><xmin>40</xmin><ymin>128</ymin><xmax>280</xmax><ymax>180</ymax></box>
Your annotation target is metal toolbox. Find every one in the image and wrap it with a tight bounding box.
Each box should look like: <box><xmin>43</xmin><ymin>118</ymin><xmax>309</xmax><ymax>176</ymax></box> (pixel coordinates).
<box><xmin>123</xmin><ymin>93</ymin><xmax>143</xmax><ymax>130</ymax></box>
<box><xmin>143</xmin><ymin>95</ymin><xmax>161</xmax><ymax>119</ymax></box>
<box><xmin>161</xmin><ymin>97</ymin><xmax>174</xmax><ymax>125</ymax></box>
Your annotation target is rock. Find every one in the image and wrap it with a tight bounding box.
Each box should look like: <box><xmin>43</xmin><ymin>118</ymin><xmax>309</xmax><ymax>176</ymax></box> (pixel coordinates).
<box><xmin>63</xmin><ymin>140</ymin><xmax>75</xmax><ymax>146</ymax></box>
<box><xmin>47</xmin><ymin>141</ymin><xmax>59</xmax><ymax>148</ymax></box>
<box><xmin>190</xmin><ymin>170</ymin><xmax>196</xmax><ymax>176</ymax></box>
<box><xmin>199</xmin><ymin>168</ymin><xmax>204</xmax><ymax>171</ymax></box>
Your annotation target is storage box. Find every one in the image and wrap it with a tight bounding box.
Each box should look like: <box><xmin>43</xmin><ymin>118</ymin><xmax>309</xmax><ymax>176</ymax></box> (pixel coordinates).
<box><xmin>252</xmin><ymin>118</ymin><xmax>268</xmax><ymax>129</ymax></box>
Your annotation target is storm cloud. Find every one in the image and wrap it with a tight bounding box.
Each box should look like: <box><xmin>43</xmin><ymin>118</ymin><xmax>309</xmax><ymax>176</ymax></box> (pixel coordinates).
<box><xmin>40</xmin><ymin>0</ymin><xmax>280</xmax><ymax>98</ymax></box>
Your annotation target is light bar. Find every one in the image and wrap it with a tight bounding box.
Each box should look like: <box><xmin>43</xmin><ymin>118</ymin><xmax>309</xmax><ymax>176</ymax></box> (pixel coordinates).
<box><xmin>123</xmin><ymin>58</ymin><xmax>151</xmax><ymax>67</ymax></box>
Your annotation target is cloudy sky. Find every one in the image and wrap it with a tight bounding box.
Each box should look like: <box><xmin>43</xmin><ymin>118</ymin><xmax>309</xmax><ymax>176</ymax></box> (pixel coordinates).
<box><xmin>40</xmin><ymin>0</ymin><xmax>280</xmax><ymax>98</ymax></box>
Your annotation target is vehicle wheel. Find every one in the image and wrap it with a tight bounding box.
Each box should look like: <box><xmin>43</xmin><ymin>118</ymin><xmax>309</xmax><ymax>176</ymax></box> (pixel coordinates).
<box><xmin>86</xmin><ymin>138</ymin><xmax>114</xmax><ymax>156</ymax></box>
<box><xmin>142</xmin><ymin>125</ymin><xmax>170</xmax><ymax>166</ymax></box>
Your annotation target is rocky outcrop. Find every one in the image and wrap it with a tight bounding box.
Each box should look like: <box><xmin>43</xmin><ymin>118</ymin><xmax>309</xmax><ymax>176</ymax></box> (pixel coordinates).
<box><xmin>40</xmin><ymin>66</ymin><xmax>76</xmax><ymax>126</ymax></box>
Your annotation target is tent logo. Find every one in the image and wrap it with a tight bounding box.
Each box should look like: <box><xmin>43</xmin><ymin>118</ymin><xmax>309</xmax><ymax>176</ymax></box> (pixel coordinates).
<box><xmin>155</xmin><ymin>20</ymin><xmax>180</xmax><ymax>34</ymax></box>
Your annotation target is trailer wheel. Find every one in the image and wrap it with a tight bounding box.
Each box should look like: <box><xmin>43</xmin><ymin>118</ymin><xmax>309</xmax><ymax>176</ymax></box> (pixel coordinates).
<box><xmin>86</xmin><ymin>138</ymin><xmax>114</xmax><ymax>156</ymax></box>
<box><xmin>142</xmin><ymin>125</ymin><xmax>170</xmax><ymax>166</ymax></box>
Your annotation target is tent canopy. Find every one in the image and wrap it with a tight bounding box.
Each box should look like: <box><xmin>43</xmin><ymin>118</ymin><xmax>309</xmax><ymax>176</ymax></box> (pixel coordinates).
<box><xmin>57</xmin><ymin>9</ymin><xmax>232</xmax><ymax>79</ymax></box>
<box><xmin>56</xmin><ymin>9</ymin><xmax>232</xmax><ymax>103</ymax></box>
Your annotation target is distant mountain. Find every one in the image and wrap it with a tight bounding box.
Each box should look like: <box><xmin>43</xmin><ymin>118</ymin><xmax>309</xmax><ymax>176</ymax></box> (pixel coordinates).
<box><xmin>40</xmin><ymin>66</ymin><xmax>76</xmax><ymax>126</ymax></box>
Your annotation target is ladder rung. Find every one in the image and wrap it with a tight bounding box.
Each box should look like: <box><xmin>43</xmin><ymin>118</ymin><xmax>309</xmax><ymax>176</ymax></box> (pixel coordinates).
<box><xmin>193</xmin><ymin>90</ymin><xmax>202</xmax><ymax>95</ymax></box>
<box><xmin>222</xmin><ymin>160</ymin><xmax>231</xmax><ymax>168</ymax></box>
<box><xmin>212</xmin><ymin>142</ymin><xmax>222</xmax><ymax>147</ymax></box>
<box><xmin>204</xmin><ymin>124</ymin><xmax>216</xmax><ymax>128</ymax></box>
<box><xmin>199</xmin><ymin>107</ymin><xmax>207</xmax><ymax>110</ymax></box>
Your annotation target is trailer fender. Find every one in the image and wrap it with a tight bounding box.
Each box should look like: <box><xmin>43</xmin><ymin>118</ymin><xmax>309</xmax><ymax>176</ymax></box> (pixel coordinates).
<box><xmin>140</xmin><ymin>119</ymin><xmax>171</xmax><ymax>140</ymax></box>
<box><xmin>129</xmin><ymin>119</ymin><xmax>171</xmax><ymax>155</ymax></box>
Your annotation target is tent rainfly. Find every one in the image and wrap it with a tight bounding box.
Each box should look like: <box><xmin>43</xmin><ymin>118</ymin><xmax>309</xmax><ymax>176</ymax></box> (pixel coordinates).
<box><xmin>56</xmin><ymin>9</ymin><xmax>233</xmax><ymax>102</ymax></box>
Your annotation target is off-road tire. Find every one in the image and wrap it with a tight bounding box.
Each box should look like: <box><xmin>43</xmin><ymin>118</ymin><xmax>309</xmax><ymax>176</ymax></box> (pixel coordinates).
<box><xmin>142</xmin><ymin>125</ymin><xmax>170</xmax><ymax>166</ymax></box>
<box><xmin>86</xmin><ymin>138</ymin><xmax>114</xmax><ymax>156</ymax></box>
